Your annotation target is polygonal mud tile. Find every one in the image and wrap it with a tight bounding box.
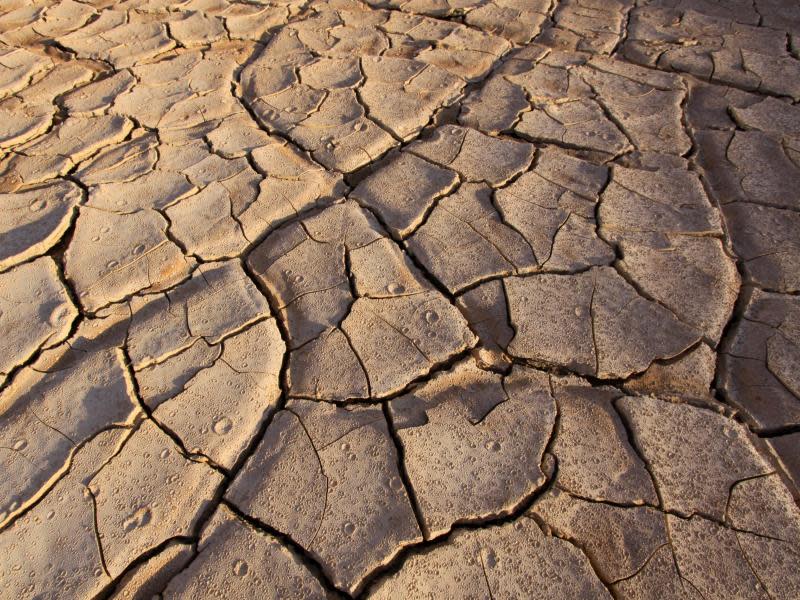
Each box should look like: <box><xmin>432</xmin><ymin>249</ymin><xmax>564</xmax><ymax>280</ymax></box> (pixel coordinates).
<box><xmin>367</xmin><ymin>519</ymin><xmax>611</xmax><ymax>598</ymax></box>
<box><xmin>382</xmin><ymin>9</ymin><xmax>510</xmax><ymax>81</ymax></box>
<box><xmin>1</xmin><ymin>0</ymin><xmax>96</xmax><ymax>46</ymax></box>
<box><xmin>341</xmin><ymin>292</ymin><xmax>476</xmax><ymax>397</ymax></box>
<box><xmin>135</xmin><ymin>339</ymin><xmax>221</xmax><ymax>410</ymax></box>
<box><xmin>462</xmin><ymin>50</ymin><xmax>690</xmax><ymax>157</ymax></box>
<box><xmin>616</xmin><ymin>395</ymin><xmax>772</xmax><ymax>520</ymax></box>
<box><xmin>406</xmin><ymin>182</ymin><xmax>537</xmax><ymax>293</ymax></box>
<box><xmin>358</xmin><ymin>56</ymin><xmax>464</xmax><ymax>141</ymax></box>
<box><xmin>72</xmin><ymin>130</ymin><xmax>158</xmax><ymax>186</ymax></box>
<box><xmin>168</xmin><ymin>11</ymin><xmax>226</xmax><ymax>48</ymax></box>
<box><xmin>727</xmin><ymin>473</ymin><xmax>800</xmax><ymax>543</ymax></box>
<box><xmin>126</xmin><ymin>260</ymin><xmax>272</xmax><ymax>369</ymax></box>
<box><xmin>505</xmin><ymin>267</ymin><xmax>699</xmax><ymax>379</ymax></box>
<box><xmin>613</xmin><ymin>235</ymin><xmax>738</xmax><ymax>344</ymax></box>
<box><xmin>696</xmin><ymin>128</ymin><xmax>800</xmax><ymax>212</ymax></box>
<box><xmin>58</xmin><ymin>11</ymin><xmax>175</xmax><ymax>68</ymax></box>
<box><xmin>600</xmin><ymin>165</ymin><xmax>738</xmax><ymax>343</ymax></box>
<box><xmin>516</xmin><ymin>97</ymin><xmax>632</xmax><ymax>156</ymax></box>
<box><xmin>721</xmin><ymin>202</ymin><xmax>800</xmax><ymax>293</ymax></box>
<box><xmin>247</xmin><ymin>201</ymin><xmax>383</xmax><ymax>349</ymax></box>
<box><xmin>103</xmin><ymin>49</ymin><xmax>243</xmax><ymax>134</ymax></box>
<box><xmin>65</xmin><ymin>207</ymin><xmax>194</xmax><ymax>312</ymax></box>
<box><xmin>62</xmin><ymin>70</ymin><xmax>136</xmax><ymax>117</ymax></box>
<box><xmin>600</xmin><ymin>165</ymin><xmax>723</xmax><ymax>238</ymax></box>
<box><xmin>0</xmin><ymin>47</ymin><xmax>53</xmax><ymax>99</ymax></box>
<box><xmin>0</xmin><ymin>307</ymin><xmax>139</xmax><ymax>528</ymax></box>
<box><xmin>549</xmin><ymin>383</ymin><xmax>657</xmax><ymax>505</ymax></box>
<box><xmin>110</xmin><ymin>541</ymin><xmax>194</xmax><ymax>600</ymax></box>
<box><xmin>684</xmin><ymin>79</ymin><xmax>762</xmax><ymax>131</ymax></box>
<box><xmin>666</xmin><ymin>515</ymin><xmax>778</xmax><ymax>599</ymax></box>
<box><xmin>389</xmin><ymin>359</ymin><xmax>556</xmax><ymax>537</ymax></box>
<box><xmin>248</xmin><ymin>201</ymin><xmax>475</xmax><ymax>400</ymax></box>
<box><xmin>0</xmin><ymin>257</ymin><xmax>77</xmax><ymax>387</ymax></box>
<box><xmin>89</xmin><ymin>420</ymin><xmax>225</xmax><ymax>578</ymax></box>
<box><xmin>360</xmin><ymin>0</ymin><xmax>550</xmax><ymax>45</ymax></box>
<box><xmin>719</xmin><ymin>289</ymin><xmax>800</xmax><ymax>430</ymax></box>
<box><xmin>350</xmin><ymin>151</ymin><xmax>459</xmax><ymax>239</ymax></box>
<box><xmin>239</xmin><ymin>4</ymin><xmax>507</xmax><ymax>172</ymax></box>
<box><xmin>531</xmin><ymin>489</ymin><xmax>668</xmax><ymax>584</ymax></box>
<box><xmin>537</xmin><ymin>0</ymin><xmax>633</xmax><ymax>55</ymax></box>
<box><xmin>407</xmin><ymin>125</ymin><xmax>534</xmax><ymax>186</ymax></box>
<box><xmin>0</xmin><ymin>428</ymin><xmax>131</xmax><ymax>600</ymax></box>
<box><xmin>148</xmin><ymin>319</ymin><xmax>284</xmax><ymax>470</ymax></box>
<box><xmin>624</xmin><ymin>343</ymin><xmax>718</xmax><ymax>401</ymax></box>
<box><xmin>0</xmin><ymin>104</ymin><xmax>52</xmax><ymax>150</ymax></box>
<box><xmin>0</xmin><ymin>59</ymin><xmax>97</xmax><ymax>149</ymax></box>
<box><xmin>464</xmin><ymin>0</ymin><xmax>550</xmax><ymax>45</ymax></box>
<box><xmin>459</xmin><ymin>73</ymin><xmax>531</xmax><ymax>134</ymax></box>
<box><xmin>576</xmin><ymin>58</ymin><xmax>690</xmax><ymax>155</ymax></box>
<box><xmin>494</xmin><ymin>147</ymin><xmax>613</xmax><ymax>272</ymax></box>
<box><xmin>226</xmin><ymin>400</ymin><xmax>422</xmax><ymax>595</ymax></box>
<box><xmin>455</xmin><ymin>280</ymin><xmax>515</xmax><ymax>370</ymax></box>
<box><xmin>0</xmin><ymin>115</ymin><xmax>132</xmax><ymax>192</ymax></box>
<box><xmin>612</xmin><ymin>543</ymin><xmax>703</xmax><ymax>599</ymax></box>
<box><xmin>0</xmin><ymin>181</ymin><xmax>82</xmax><ymax>270</ymax></box>
<box><xmin>165</xmin><ymin>183</ymin><xmax>251</xmax><ymax>261</ymax></box>
<box><xmin>161</xmin><ymin>504</ymin><xmax>328</xmax><ymax>599</ymax></box>
<box><xmin>622</xmin><ymin>6</ymin><xmax>800</xmax><ymax>99</ymax></box>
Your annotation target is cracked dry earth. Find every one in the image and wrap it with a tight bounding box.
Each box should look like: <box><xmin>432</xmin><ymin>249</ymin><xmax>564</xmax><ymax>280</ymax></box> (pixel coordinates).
<box><xmin>2</xmin><ymin>0</ymin><xmax>800</xmax><ymax>599</ymax></box>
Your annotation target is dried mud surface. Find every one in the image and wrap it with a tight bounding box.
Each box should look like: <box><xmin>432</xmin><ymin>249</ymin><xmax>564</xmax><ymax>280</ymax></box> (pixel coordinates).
<box><xmin>1</xmin><ymin>0</ymin><xmax>799</xmax><ymax>597</ymax></box>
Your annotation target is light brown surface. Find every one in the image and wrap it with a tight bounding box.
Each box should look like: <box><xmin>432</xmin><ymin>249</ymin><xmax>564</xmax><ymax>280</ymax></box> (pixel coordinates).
<box><xmin>1</xmin><ymin>0</ymin><xmax>799</xmax><ymax>597</ymax></box>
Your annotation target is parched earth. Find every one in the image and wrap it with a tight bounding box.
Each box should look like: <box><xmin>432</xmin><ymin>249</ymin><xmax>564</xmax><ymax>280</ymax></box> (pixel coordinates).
<box><xmin>1</xmin><ymin>0</ymin><xmax>800</xmax><ymax>597</ymax></box>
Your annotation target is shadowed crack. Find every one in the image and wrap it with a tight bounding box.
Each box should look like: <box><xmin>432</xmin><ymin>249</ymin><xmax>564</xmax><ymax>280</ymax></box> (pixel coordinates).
<box><xmin>382</xmin><ymin>402</ymin><xmax>429</xmax><ymax>540</ymax></box>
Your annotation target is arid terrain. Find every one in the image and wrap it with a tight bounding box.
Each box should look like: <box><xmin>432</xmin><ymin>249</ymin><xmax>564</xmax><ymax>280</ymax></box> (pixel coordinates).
<box><xmin>1</xmin><ymin>0</ymin><xmax>799</xmax><ymax>597</ymax></box>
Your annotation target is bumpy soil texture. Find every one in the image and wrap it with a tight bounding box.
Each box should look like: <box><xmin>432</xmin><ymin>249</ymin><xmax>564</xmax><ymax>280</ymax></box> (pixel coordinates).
<box><xmin>1</xmin><ymin>0</ymin><xmax>800</xmax><ymax>597</ymax></box>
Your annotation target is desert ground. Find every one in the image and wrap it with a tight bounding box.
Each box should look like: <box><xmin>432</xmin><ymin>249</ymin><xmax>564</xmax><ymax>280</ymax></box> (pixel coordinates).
<box><xmin>1</xmin><ymin>0</ymin><xmax>799</xmax><ymax>597</ymax></box>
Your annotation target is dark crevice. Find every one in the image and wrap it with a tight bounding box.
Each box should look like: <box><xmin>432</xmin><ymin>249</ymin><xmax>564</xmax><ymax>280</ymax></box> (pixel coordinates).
<box><xmin>382</xmin><ymin>402</ymin><xmax>429</xmax><ymax>539</ymax></box>
<box><xmin>610</xmin><ymin>397</ymin><xmax>664</xmax><ymax>510</ymax></box>
<box><xmin>240</xmin><ymin>257</ymin><xmax>292</xmax><ymax>398</ymax></box>
<box><xmin>0</xmin><ymin>424</ymin><xmax>135</xmax><ymax>533</ymax></box>
<box><xmin>86</xmin><ymin>485</ymin><xmax>111</xmax><ymax>579</ymax></box>
<box><xmin>94</xmin><ymin>536</ymin><xmax>197</xmax><ymax>600</ymax></box>
<box><xmin>756</xmin><ymin>424</ymin><xmax>800</xmax><ymax>438</ymax></box>
<box><xmin>290</xmin><ymin>344</ymin><xmax>476</xmax><ymax>406</ymax></box>
<box><xmin>221</xmin><ymin>500</ymin><xmax>349</xmax><ymax>599</ymax></box>
<box><xmin>356</xmin><ymin>456</ymin><xmax>561</xmax><ymax>598</ymax></box>
<box><xmin>356</xmin><ymin>383</ymin><xmax>560</xmax><ymax>594</ymax></box>
<box><xmin>118</xmin><ymin>342</ymin><xmax>226</xmax><ymax>474</ymax></box>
